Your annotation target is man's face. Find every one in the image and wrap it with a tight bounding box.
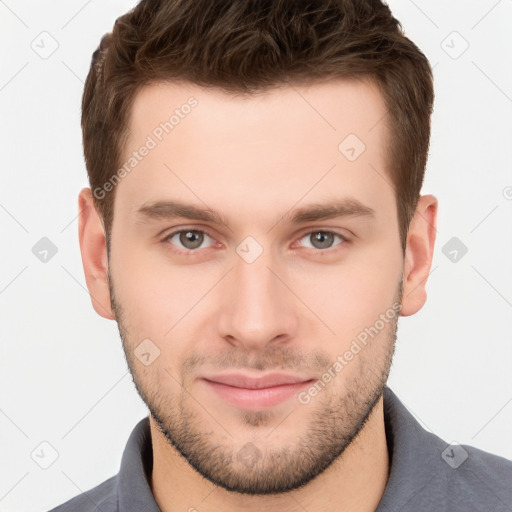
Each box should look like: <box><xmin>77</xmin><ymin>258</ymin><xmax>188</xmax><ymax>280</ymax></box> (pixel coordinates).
<box><xmin>107</xmin><ymin>79</ymin><xmax>404</xmax><ymax>494</ymax></box>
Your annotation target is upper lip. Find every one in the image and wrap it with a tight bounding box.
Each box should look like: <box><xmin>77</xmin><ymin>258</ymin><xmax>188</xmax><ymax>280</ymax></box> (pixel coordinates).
<box><xmin>202</xmin><ymin>372</ymin><xmax>313</xmax><ymax>389</ymax></box>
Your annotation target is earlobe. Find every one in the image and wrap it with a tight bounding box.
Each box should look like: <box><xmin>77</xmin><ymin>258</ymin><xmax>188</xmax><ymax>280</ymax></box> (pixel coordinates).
<box><xmin>400</xmin><ymin>194</ymin><xmax>438</xmax><ymax>317</ymax></box>
<box><xmin>77</xmin><ymin>187</ymin><xmax>115</xmax><ymax>320</ymax></box>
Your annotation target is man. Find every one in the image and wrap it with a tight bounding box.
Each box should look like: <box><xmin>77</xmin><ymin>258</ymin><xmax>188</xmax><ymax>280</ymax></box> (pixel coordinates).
<box><xmin>49</xmin><ymin>0</ymin><xmax>512</xmax><ymax>510</ymax></box>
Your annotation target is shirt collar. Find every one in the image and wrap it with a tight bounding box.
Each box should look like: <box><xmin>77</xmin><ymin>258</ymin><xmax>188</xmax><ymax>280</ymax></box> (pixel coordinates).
<box><xmin>377</xmin><ymin>386</ymin><xmax>441</xmax><ymax>511</ymax></box>
<box><xmin>116</xmin><ymin>414</ymin><xmax>160</xmax><ymax>512</ymax></box>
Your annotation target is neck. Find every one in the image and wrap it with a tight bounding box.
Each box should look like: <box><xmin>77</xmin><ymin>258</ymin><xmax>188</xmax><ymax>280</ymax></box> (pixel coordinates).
<box><xmin>149</xmin><ymin>395</ymin><xmax>389</xmax><ymax>512</ymax></box>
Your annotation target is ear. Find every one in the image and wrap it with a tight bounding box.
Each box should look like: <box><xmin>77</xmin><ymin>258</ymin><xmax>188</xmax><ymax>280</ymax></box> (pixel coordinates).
<box><xmin>400</xmin><ymin>194</ymin><xmax>438</xmax><ymax>317</ymax></box>
<box><xmin>77</xmin><ymin>187</ymin><xmax>115</xmax><ymax>320</ymax></box>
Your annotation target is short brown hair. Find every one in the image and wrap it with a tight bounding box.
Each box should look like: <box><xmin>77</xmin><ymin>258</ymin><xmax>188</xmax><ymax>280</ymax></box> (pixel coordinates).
<box><xmin>82</xmin><ymin>0</ymin><xmax>434</xmax><ymax>255</ymax></box>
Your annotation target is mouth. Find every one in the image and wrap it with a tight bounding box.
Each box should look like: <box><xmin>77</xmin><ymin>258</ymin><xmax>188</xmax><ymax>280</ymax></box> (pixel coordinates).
<box><xmin>200</xmin><ymin>372</ymin><xmax>315</xmax><ymax>410</ymax></box>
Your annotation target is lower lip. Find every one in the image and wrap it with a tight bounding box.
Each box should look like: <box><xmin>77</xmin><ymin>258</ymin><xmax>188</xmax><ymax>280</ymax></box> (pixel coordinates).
<box><xmin>201</xmin><ymin>379</ymin><xmax>313</xmax><ymax>410</ymax></box>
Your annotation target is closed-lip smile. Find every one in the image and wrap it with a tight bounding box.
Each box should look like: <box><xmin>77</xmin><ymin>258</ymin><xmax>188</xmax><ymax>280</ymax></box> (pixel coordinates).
<box><xmin>200</xmin><ymin>372</ymin><xmax>315</xmax><ymax>410</ymax></box>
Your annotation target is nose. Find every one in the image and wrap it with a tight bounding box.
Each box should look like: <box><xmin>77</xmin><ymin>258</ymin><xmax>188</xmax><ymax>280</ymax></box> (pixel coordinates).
<box><xmin>216</xmin><ymin>244</ymin><xmax>299</xmax><ymax>352</ymax></box>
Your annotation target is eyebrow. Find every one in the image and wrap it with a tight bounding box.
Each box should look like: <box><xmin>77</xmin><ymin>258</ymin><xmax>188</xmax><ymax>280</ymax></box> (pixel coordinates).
<box><xmin>135</xmin><ymin>197</ymin><xmax>376</xmax><ymax>228</ymax></box>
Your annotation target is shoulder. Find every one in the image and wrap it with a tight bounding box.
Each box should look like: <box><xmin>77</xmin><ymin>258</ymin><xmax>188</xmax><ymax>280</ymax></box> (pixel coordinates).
<box><xmin>439</xmin><ymin>439</ymin><xmax>512</xmax><ymax>507</ymax></box>
<box><xmin>411</xmin><ymin>419</ymin><xmax>512</xmax><ymax>509</ymax></box>
<box><xmin>380</xmin><ymin>387</ymin><xmax>512</xmax><ymax>511</ymax></box>
<box><xmin>405</xmin><ymin>440</ymin><xmax>512</xmax><ymax>512</ymax></box>
<box><xmin>46</xmin><ymin>475</ymin><xmax>117</xmax><ymax>512</ymax></box>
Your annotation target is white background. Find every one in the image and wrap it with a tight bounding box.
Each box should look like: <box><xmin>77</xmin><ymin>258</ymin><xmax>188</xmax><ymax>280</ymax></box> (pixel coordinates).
<box><xmin>1</xmin><ymin>1</ymin><xmax>511</xmax><ymax>511</ymax></box>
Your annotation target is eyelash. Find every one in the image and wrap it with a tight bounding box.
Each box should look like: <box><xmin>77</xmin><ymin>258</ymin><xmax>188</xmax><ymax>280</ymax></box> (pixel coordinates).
<box><xmin>161</xmin><ymin>227</ymin><xmax>350</xmax><ymax>256</ymax></box>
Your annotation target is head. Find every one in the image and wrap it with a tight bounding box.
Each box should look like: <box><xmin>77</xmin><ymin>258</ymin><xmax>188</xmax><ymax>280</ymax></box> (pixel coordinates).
<box><xmin>78</xmin><ymin>0</ymin><xmax>437</xmax><ymax>496</ymax></box>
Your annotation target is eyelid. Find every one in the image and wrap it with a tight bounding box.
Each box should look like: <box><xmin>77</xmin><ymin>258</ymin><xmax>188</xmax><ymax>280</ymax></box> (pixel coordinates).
<box><xmin>161</xmin><ymin>226</ymin><xmax>351</xmax><ymax>254</ymax></box>
<box><xmin>295</xmin><ymin>226</ymin><xmax>352</xmax><ymax>242</ymax></box>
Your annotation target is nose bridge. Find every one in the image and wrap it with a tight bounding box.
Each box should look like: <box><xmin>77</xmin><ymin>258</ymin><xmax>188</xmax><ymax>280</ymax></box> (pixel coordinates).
<box><xmin>216</xmin><ymin>237</ymin><xmax>297</xmax><ymax>348</ymax></box>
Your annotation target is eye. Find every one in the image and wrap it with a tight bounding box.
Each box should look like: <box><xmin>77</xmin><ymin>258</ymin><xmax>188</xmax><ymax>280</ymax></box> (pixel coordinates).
<box><xmin>164</xmin><ymin>229</ymin><xmax>216</xmax><ymax>252</ymax></box>
<box><xmin>162</xmin><ymin>228</ymin><xmax>349</xmax><ymax>255</ymax></box>
<box><xmin>296</xmin><ymin>230</ymin><xmax>348</xmax><ymax>251</ymax></box>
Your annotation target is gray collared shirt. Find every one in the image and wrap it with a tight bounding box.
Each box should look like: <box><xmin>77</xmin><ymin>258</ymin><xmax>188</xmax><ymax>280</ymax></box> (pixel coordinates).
<box><xmin>48</xmin><ymin>386</ymin><xmax>512</xmax><ymax>511</ymax></box>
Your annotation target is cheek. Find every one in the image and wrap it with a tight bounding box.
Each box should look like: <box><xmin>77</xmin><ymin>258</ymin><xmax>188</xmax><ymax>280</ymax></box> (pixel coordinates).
<box><xmin>309</xmin><ymin>246</ymin><xmax>401</xmax><ymax>338</ymax></box>
<box><xmin>109</xmin><ymin>249</ymin><xmax>177</xmax><ymax>339</ymax></box>
<box><xmin>111</xmin><ymin>243</ymin><xmax>222</xmax><ymax>359</ymax></box>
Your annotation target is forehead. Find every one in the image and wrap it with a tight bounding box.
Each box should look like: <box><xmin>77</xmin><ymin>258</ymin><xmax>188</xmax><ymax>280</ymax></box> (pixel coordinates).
<box><xmin>115</xmin><ymin>78</ymin><xmax>393</xmax><ymax>229</ymax></box>
<box><xmin>127</xmin><ymin>77</ymin><xmax>388</xmax><ymax>150</ymax></box>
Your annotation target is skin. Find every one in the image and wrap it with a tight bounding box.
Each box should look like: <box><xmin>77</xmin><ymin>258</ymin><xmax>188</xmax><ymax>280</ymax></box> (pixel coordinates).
<box><xmin>78</xmin><ymin>78</ymin><xmax>437</xmax><ymax>512</ymax></box>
